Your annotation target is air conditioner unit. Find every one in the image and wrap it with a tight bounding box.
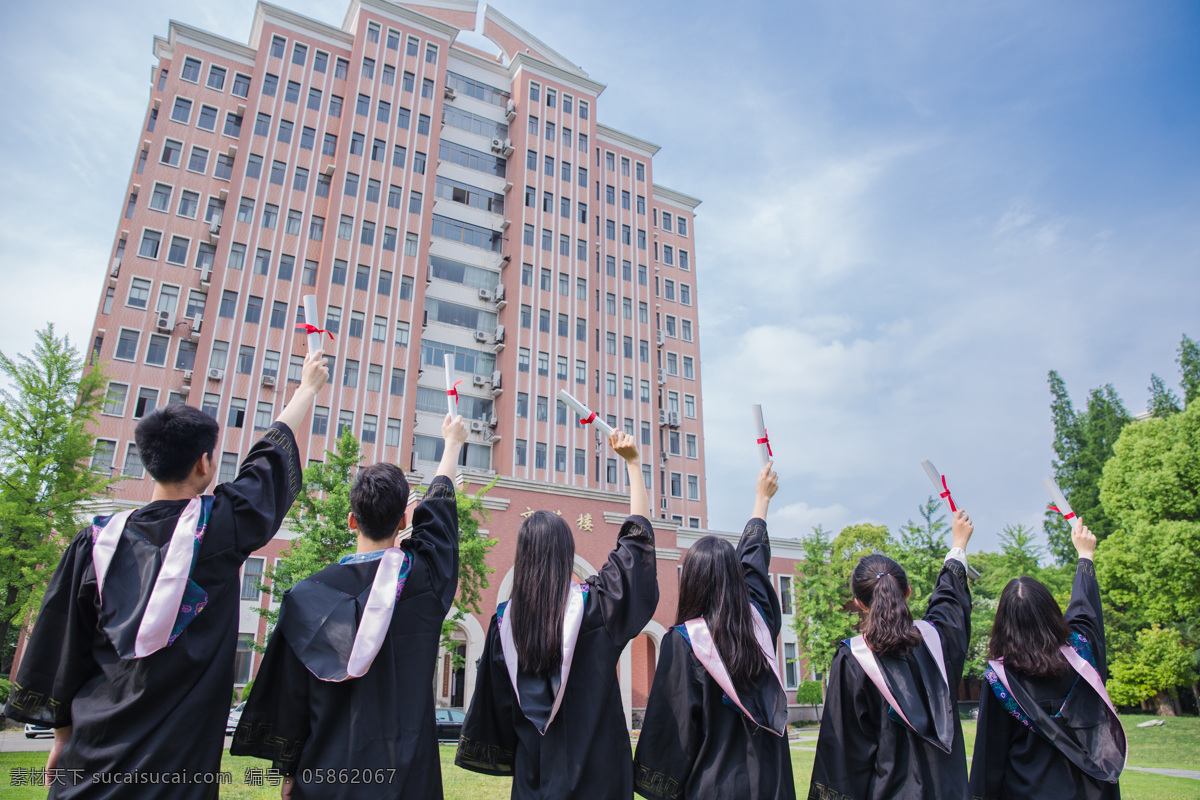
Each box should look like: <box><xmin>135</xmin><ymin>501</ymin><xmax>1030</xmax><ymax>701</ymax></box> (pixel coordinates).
<box><xmin>505</xmin><ymin>99</ymin><xmax>516</xmax><ymax>120</ymax></box>
<box><xmin>490</xmin><ymin>138</ymin><xmax>504</xmax><ymax>153</ymax></box>
<box><xmin>178</xmin><ymin>385</ymin><xmax>190</xmax><ymax>399</ymax></box>
<box><xmin>262</xmin><ymin>375</ymin><xmax>276</xmax><ymax>387</ymax></box>
<box><xmin>487</xmin><ymin>415</ymin><xmax>498</xmax><ymax>428</ymax></box>
<box><xmin>499</xmin><ymin>254</ymin><xmax>511</xmax><ymax>267</ymax></box>
<box><xmin>473</xmin><ymin>331</ymin><xmax>488</xmax><ymax>342</ymax></box>
<box><xmin>200</xmin><ymin>267</ymin><xmax>212</xmax><ymax>286</ymax></box>
<box><xmin>156</xmin><ymin>310</ymin><xmax>175</xmax><ymax>332</ymax></box>
<box><xmin>493</xmin><ymin>325</ymin><xmax>505</xmax><ymax>343</ymax></box>
<box><xmin>182</xmin><ymin>370</ymin><xmax>193</xmax><ymax>384</ymax></box>
<box><xmin>109</xmin><ymin>258</ymin><xmax>121</xmax><ymax>278</ymax></box>
<box><xmin>659</xmin><ymin>410</ymin><xmax>668</xmax><ymax>426</ymax></box>
<box><xmin>190</xmin><ymin>315</ymin><xmax>203</xmax><ymax>336</ymax></box>
<box><xmin>657</xmin><ymin>369</ymin><xmax>666</xmax><ymax>385</ymax></box>
<box><xmin>478</xmin><ymin>287</ymin><xmax>492</xmax><ymax>301</ymax></box>
<box><xmin>207</xmin><ymin>368</ymin><xmax>225</xmax><ymax>381</ymax></box>
<box><xmin>472</xmin><ymin>375</ymin><xmax>487</xmax><ymax>387</ymax></box>
<box><xmin>499</xmin><ymin>219</ymin><xmax>511</xmax><ymax>232</ymax></box>
<box><xmin>469</xmin><ymin>420</ymin><xmax>485</xmax><ymax>433</ymax></box>
<box><xmin>494</xmin><ymin>284</ymin><xmax>505</xmax><ymax>302</ymax></box>
<box><xmin>491</xmin><ymin>371</ymin><xmax>502</xmax><ymax>389</ymax></box>
<box><xmin>656</xmin><ymin>331</ymin><xmax>665</xmax><ymax>346</ymax></box>
<box><xmin>668</xmin><ymin>411</ymin><xmax>680</xmax><ymax>427</ymax></box>
<box><xmin>501</xmin><ymin>139</ymin><xmax>514</xmax><ymax>157</ymax></box>
<box><xmin>444</xmin><ymin>86</ymin><xmax>457</xmax><ymax>100</ymax></box>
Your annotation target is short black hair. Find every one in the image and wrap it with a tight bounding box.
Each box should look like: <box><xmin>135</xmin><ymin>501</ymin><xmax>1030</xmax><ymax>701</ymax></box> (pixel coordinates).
<box><xmin>350</xmin><ymin>463</ymin><xmax>411</xmax><ymax>541</ymax></box>
<box><xmin>134</xmin><ymin>403</ymin><xmax>220</xmax><ymax>484</ymax></box>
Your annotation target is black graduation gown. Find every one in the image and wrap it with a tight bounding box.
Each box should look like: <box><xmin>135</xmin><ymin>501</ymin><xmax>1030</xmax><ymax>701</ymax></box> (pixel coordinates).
<box><xmin>3</xmin><ymin>422</ymin><xmax>302</xmax><ymax>800</ymax></box>
<box><xmin>230</xmin><ymin>475</ymin><xmax>459</xmax><ymax>800</ymax></box>
<box><xmin>455</xmin><ymin>514</ymin><xmax>659</xmax><ymax>800</ymax></box>
<box><xmin>809</xmin><ymin>557</ymin><xmax>972</xmax><ymax>800</ymax></box>
<box><xmin>633</xmin><ymin>517</ymin><xmax>795</xmax><ymax>800</ymax></box>
<box><xmin>968</xmin><ymin>558</ymin><xmax>1121</xmax><ymax>800</ymax></box>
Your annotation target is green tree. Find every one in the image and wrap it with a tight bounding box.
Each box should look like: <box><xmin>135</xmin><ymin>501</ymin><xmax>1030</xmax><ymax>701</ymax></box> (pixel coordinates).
<box><xmin>0</xmin><ymin>325</ymin><xmax>114</xmax><ymax>673</ymax></box>
<box><xmin>1107</xmin><ymin>624</ymin><xmax>1198</xmax><ymax>716</ymax></box>
<box><xmin>997</xmin><ymin>524</ymin><xmax>1042</xmax><ymax>577</ymax></box>
<box><xmin>1147</xmin><ymin>374</ymin><xmax>1181</xmax><ymax>418</ymax></box>
<box><xmin>1097</xmin><ymin>402</ymin><xmax>1200</xmax><ymax>629</ymax></box>
<box><xmin>796</xmin><ymin>680</ymin><xmax>824</xmax><ymax>719</ymax></box>
<box><xmin>892</xmin><ymin>497</ymin><xmax>949</xmax><ymax>615</ymax></box>
<box><xmin>1179</xmin><ymin>333</ymin><xmax>1200</xmax><ymax>407</ymax></box>
<box><xmin>830</xmin><ymin>522</ymin><xmax>891</xmax><ymax>578</ymax></box>
<box><xmin>1044</xmin><ymin>372</ymin><xmax>1131</xmax><ymax>563</ymax></box>
<box><xmin>440</xmin><ymin>476</ymin><xmax>498</xmax><ymax>666</ymax></box>
<box><xmin>792</xmin><ymin>526</ymin><xmax>856</xmax><ymax>682</ymax></box>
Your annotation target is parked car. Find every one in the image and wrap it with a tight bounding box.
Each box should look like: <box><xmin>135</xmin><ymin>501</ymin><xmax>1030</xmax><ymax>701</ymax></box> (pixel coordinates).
<box><xmin>24</xmin><ymin>724</ymin><xmax>53</xmax><ymax>739</ymax></box>
<box><xmin>435</xmin><ymin>708</ymin><xmax>466</xmax><ymax>742</ymax></box>
<box><xmin>226</xmin><ymin>702</ymin><xmax>246</xmax><ymax>735</ymax></box>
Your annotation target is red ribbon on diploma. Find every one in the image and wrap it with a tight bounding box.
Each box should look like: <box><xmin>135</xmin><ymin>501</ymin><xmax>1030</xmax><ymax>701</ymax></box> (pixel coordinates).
<box><xmin>939</xmin><ymin>475</ymin><xmax>958</xmax><ymax>512</ymax></box>
<box><xmin>579</xmin><ymin>411</ymin><xmax>596</xmax><ymax>426</ymax></box>
<box><xmin>756</xmin><ymin>429</ymin><xmax>773</xmax><ymax>457</ymax></box>
<box><xmin>295</xmin><ymin>323</ymin><xmax>334</xmax><ymax>340</ymax></box>
<box><xmin>447</xmin><ymin>380</ymin><xmax>462</xmax><ymax>403</ymax></box>
<box><xmin>1049</xmin><ymin>505</ymin><xmax>1076</xmax><ymax>521</ymax></box>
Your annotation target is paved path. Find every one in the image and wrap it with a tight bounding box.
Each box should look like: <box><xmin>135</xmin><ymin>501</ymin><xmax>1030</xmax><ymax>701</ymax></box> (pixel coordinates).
<box><xmin>1126</xmin><ymin>766</ymin><xmax>1200</xmax><ymax>780</ymax></box>
<box><xmin>0</xmin><ymin>731</ymin><xmax>237</xmax><ymax>754</ymax></box>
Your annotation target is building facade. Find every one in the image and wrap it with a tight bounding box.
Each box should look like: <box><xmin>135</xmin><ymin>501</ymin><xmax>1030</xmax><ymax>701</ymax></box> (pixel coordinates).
<box><xmin>70</xmin><ymin>0</ymin><xmax>810</xmax><ymax>722</ymax></box>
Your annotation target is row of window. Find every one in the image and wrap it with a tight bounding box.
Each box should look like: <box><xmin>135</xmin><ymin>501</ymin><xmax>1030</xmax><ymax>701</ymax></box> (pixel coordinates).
<box><xmin>526</xmin><ymin>81</ymin><xmax>589</xmax><ymax>120</ymax></box>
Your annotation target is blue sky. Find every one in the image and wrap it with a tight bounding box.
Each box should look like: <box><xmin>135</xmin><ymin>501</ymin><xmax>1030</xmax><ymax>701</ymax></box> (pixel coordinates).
<box><xmin>1</xmin><ymin>0</ymin><xmax>1197</xmax><ymax>554</ymax></box>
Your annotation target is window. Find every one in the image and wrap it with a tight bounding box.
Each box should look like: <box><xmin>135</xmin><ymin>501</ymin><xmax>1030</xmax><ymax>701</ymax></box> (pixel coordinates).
<box><xmin>138</xmin><ymin>230</ymin><xmax>162</xmax><ymax>259</ymax></box>
<box><xmin>681</xmin><ymin>319</ymin><xmax>693</xmax><ymax>342</ymax></box>
<box><xmin>244</xmin><ymin>295</ymin><xmax>263</xmax><ymax>324</ymax></box>
<box><xmin>515</xmin><ymin>439</ymin><xmax>527</xmax><ymax>467</ymax></box>
<box><xmin>284</xmin><ymin>81</ymin><xmax>300</xmax><ymax>104</ymax></box>
<box><xmin>103</xmin><ymin>383</ymin><xmax>129</xmax><ymax>416</ymax></box>
<box><xmin>149</xmin><ymin>182</ymin><xmax>171</xmax><ymax>212</ymax></box>
<box><xmin>91</xmin><ymin>440</ymin><xmax>116</xmax><ymax>473</ymax></box>
<box><xmin>518</xmin><ymin>348</ymin><xmax>530</xmax><ymax>372</ymax></box>
<box><xmin>390</xmin><ymin>368</ymin><xmax>406</xmax><ymax>395</ymax></box>
<box><xmin>170</xmin><ymin>96</ymin><xmax>192</xmax><ymax>124</ymax></box>
<box><xmin>576</xmin><ymin>360</ymin><xmax>586</xmax><ymax>384</ymax></box>
<box><xmin>232</xmin><ymin>72</ymin><xmax>251</xmax><ymax>97</ymax></box>
<box><xmin>166</xmin><ymin>236</ymin><xmax>189</xmax><ymax>265</ymax></box>
<box><xmin>160</xmin><ymin>139</ymin><xmax>182</xmax><ymax>167</ymax></box>
<box><xmin>335</xmin><ymin>57</ymin><xmax>349</xmax><ymax>79</ymax></box>
<box><xmin>122</xmin><ymin>443</ymin><xmax>144</xmax><ymax>478</ymax></box>
<box><xmin>687</xmin><ymin>474</ymin><xmax>699</xmax><ymax>500</ymax></box>
<box><xmin>207</xmin><ymin>64</ymin><xmax>226</xmax><ymax>91</ymax></box>
<box><xmin>145</xmin><ymin>334</ymin><xmax>169</xmax><ymax>366</ymax></box>
<box><xmin>670</xmin><ymin>472</ymin><xmax>682</xmax><ymax>497</ymax></box>
<box><xmin>535</xmin><ymin>443</ymin><xmax>547</xmax><ymax>470</ymax></box>
<box><xmin>784</xmin><ymin>642</ymin><xmax>798</xmax><ymax>689</ymax></box>
<box><xmin>607</xmin><ymin>458</ymin><xmax>618</xmax><ymax>484</ymax></box>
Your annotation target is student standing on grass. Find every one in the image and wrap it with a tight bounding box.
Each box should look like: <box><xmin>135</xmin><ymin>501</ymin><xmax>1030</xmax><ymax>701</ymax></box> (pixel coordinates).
<box><xmin>455</xmin><ymin>431</ymin><xmax>658</xmax><ymax>800</ymax></box>
<box><xmin>809</xmin><ymin>509</ymin><xmax>975</xmax><ymax>800</ymax></box>
<box><xmin>232</xmin><ymin>413</ymin><xmax>468</xmax><ymax>800</ymax></box>
<box><xmin>968</xmin><ymin>522</ymin><xmax>1126</xmax><ymax>800</ymax></box>
<box><xmin>3</xmin><ymin>351</ymin><xmax>328</xmax><ymax>799</ymax></box>
<box><xmin>633</xmin><ymin>462</ymin><xmax>795</xmax><ymax>800</ymax></box>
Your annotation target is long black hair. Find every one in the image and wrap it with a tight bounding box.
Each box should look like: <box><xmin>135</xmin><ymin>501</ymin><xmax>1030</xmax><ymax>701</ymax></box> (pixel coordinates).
<box><xmin>676</xmin><ymin>536</ymin><xmax>769</xmax><ymax>693</ymax></box>
<box><xmin>989</xmin><ymin>576</ymin><xmax>1070</xmax><ymax>676</ymax></box>
<box><xmin>852</xmin><ymin>554</ymin><xmax>922</xmax><ymax>658</ymax></box>
<box><xmin>510</xmin><ymin>511</ymin><xmax>576</xmax><ymax>676</ymax></box>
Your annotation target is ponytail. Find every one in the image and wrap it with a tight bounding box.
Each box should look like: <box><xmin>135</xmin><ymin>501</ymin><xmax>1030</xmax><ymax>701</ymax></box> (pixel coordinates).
<box><xmin>853</xmin><ymin>554</ymin><xmax>921</xmax><ymax>658</ymax></box>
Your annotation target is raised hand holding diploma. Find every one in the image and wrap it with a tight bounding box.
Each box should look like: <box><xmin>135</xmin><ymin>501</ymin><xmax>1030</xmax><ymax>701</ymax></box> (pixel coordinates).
<box><xmin>609</xmin><ymin>430</ymin><xmax>651</xmax><ymax>519</ymax></box>
<box><xmin>444</xmin><ymin>354</ymin><xmax>461</xmax><ymax>417</ymax></box>
<box><xmin>751</xmin><ymin>404</ymin><xmax>773</xmax><ymax>467</ymax></box>
<box><xmin>558</xmin><ymin>388</ymin><xmax>615</xmax><ymax>436</ymax></box>
<box><xmin>1043</xmin><ymin>477</ymin><xmax>1081</xmax><ymax>531</ymax></box>
<box><xmin>297</xmin><ymin>295</ymin><xmax>334</xmax><ymax>353</ymax></box>
<box><xmin>752</xmin><ymin>462</ymin><xmax>778</xmax><ymax>520</ymax></box>
<box><xmin>921</xmin><ymin>459</ymin><xmax>957</xmax><ymax>512</ymax></box>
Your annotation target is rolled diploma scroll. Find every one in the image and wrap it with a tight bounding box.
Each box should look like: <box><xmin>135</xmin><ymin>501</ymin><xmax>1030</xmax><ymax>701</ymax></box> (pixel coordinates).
<box><xmin>557</xmin><ymin>389</ymin><xmax>615</xmax><ymax>437</ymax></box>
<box><xmin>1042</xmin><ymin>477</ymin><xmax>1079</xmax><ymax>529</ymax></box>
<box><xmin>444</xmin><ymin>354</ymin><xmax>458</xmax><ymax>417</ymax></box>
<box><xmin>752</xmin><ymin>404</ymin><xmax>770</xmax><ymax>467</ymax></box>
<box><xmin>921</xmin><ymin>459</ymin><xmax>956</xmax><ymax>512</ymax></box>
<box><xmin>301</xmin><ymin>295</ymin><xmax>322</xmax><ymax>354</ymax></box>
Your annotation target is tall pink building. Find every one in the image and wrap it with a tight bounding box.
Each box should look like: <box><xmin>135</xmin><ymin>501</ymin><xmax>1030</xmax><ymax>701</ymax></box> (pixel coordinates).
<box><xmin>74</xmin><ymin>0</ymin><xmax>811</xmax><ymax>722</ymax></box>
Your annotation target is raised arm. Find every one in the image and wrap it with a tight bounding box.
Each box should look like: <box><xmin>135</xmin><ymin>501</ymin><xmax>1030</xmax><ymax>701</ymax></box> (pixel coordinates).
<box><xmin>923</xmin><ymin>509</ymin><xmax>973</xmax><ymax>676</ymax></box>
<box><xmin>435</xmin><ymin>412</ymin><xmax>468</xmax><ymax>480</ymax></box>
<box><xmin>405</xmin><ymin>414</ymin><xmax>468</xmax><ymax>606</ymax></box>
<box><xmin>1064</xmin><ymin>523</ymin><xmax>1107</xmax><ymax>674</ymax></box>
<box><xmin>610</xmin><ymin>431</ymin><xmax>650</xmax><ymax>519</ymax></box>
<box><xmin>275</xmin><ymin>350</ymin><xmax>328</xmax><ymax>433</ymax></box>
<box><xmin>741</xmin><ymin>463</ymin><xmax>782</xmax><ymax>638</ymax></box>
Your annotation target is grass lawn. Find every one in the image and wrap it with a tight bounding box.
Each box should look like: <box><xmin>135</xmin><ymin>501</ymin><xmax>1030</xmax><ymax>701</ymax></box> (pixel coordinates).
<box><xmin>1</xmin><ymin>716</ymin><xmax>1197</xmax><ymax>799</ymax></box>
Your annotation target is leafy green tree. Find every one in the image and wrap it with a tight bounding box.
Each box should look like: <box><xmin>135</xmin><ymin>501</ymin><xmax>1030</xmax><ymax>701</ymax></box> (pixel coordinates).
<box><xmin>0</xmin><ymin>325</ymin><xmax>114</xmax><ymax>673</ymax></box>
<box><xmin>792</xmin><ymin>526</ymin><xmax>856</xmax><ymax>681</ymax></box>
<box><xmin>1147</xmin><ymin>374</ymin><xmax>1181</xmax><ymax>418</ymax></box>
<box><xmin>1179</xmin><ymin>333</ymin><xmax>1200</xmax><ymax>407</ymax></box>
<box><xmin>440</xmin><ymin>476</ymin><xmax>498</xmax><ymax>666</ymax></box>
<box><xmin>796</xmin><ymin>680</ymin><xmax>824</xmax><ymax>719</ymax></box>
<box><xmin>1097</xmin><ymin>402</ymin><xmax>1200</xmax><ymax>629</ymax></box>
<box><xmin>1044</xmin><ymin>372</ymin><xmax>1131</xmax><ymax>563</ymax></box>
<box><xmin>830</xmin><ymin>522</ymin><xmax>891</xmax><ymax>578</ymax></box>
<box><xmin>1107</xmin><ymin>624</ymin><xmax>1198</xmax><ymax>716</ymax></box>
<box><xmin>997</xmin><ymin>524</ymin><xmax>1042</xmax><ymax>577</ymax></box>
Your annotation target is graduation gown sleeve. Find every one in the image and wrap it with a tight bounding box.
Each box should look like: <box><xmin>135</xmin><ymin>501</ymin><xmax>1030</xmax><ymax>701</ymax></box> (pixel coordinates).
<box><xmin>633</xmin><ymin>631</ymin><xmax>703</xmax><ymax>800</ymax></box>
<box><xmin>403</xmin><ymin>476</ymin><xmax>460</xmax><ymax>608</ymax></box>
<box><xmin>921</xmin><ymin>557</ymin><xmax>972</xmax><ymax>680</ymax></box>
<box><xmin>590</xmin><ymin>514</ymin><xmax>659</xmax><ymax>644</ymax></box>
<box><xmin>1065</xmin><ymin>558</ymin><xmax>1105</xmax><ymax>677</ymax></box>
<box><xmin>738</xmin><ymin>517</ymin><xmax>782</xmax><ymax>639</ymax></box>
<box><xmin>215</xmin><ymin>421</ymin><xmax>303</xmax><ymax>559</ymax></box>
<box><xmin>4</xmin><ymin>529</ymin><xmax>98</xmax><ymax>727</ymax></box>
<box><xmin>229</xmin><ymin>614</ymin><xmax>312</xmax><ymax>775</ymax></box>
